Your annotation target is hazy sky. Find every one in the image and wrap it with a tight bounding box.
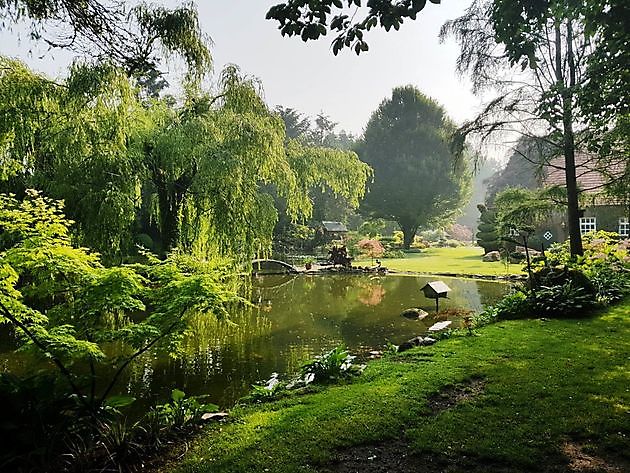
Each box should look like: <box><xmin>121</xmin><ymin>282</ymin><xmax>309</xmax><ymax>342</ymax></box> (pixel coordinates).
<box><xmin>1</xmin><ymin>1</ymin><xmax>489</xmax><ymax>139</ymax></box>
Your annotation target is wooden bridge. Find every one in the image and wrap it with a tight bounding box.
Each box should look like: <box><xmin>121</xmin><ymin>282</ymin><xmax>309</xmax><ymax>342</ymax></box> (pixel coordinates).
<box><xmin>251</xmin><ymin>259</ymin><xmax>300</xmax><ymax>275</ymax></box>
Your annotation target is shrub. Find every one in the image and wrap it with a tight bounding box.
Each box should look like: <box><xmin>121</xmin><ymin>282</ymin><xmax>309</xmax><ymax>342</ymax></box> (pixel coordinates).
<box><xmin>586</xmin><ymin>268</ymin><xmax>630</xmax><ymax>305</ymax></box>
<box><xmin>244</xmin><ymin>346</ymin><xmax>366</xmax><ymax>404</ymax></box>
<box><xmin>382</xmin><ymin>249</ymin><xmax>405</xmax><ymax>259</ymax></box>
<box><xmin>154</xmin><ymin>389</ymin><xmax>218</xmax><ymax>430</ymax></box>
<box><xmin>529</xmin><ymin>281</ymin><xmax>597</xmax><ymax>317</ymax></box>
<box><xmin>489</xmin><ymin>290</ymin><xmax>532</xmax><ymax>321</ymax></box>
<box><xmin>410</xmin><ymin>235</ymin><xmax>429</xmax><ymax>249</ymax></box>
<box><xmin>356</xmin><ymin>238</ymin><xmax>385</xmax><ymax>260</ymax></box>
<box><xmin>247</xmin><ymin>373</ymin><xmax>286</xmax><ymax>402</ymax></box>
<box><xmin>299</xmin><ymin>346</ymin><xmax>365</xmax><ymax>384</ymax></box>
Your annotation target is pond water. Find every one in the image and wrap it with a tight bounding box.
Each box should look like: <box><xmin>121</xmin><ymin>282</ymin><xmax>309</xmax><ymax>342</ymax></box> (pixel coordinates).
<box><xmin>1</xmin><ymin>274</ymin><xmax>509</xmax><ymax>410</ymax></box>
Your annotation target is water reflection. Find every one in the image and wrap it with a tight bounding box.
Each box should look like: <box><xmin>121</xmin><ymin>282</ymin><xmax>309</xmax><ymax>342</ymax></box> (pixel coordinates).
<box><xmin>122</xmin><ymin>274</ymin><xmax>508</xmax><ymax>408</ymax></box>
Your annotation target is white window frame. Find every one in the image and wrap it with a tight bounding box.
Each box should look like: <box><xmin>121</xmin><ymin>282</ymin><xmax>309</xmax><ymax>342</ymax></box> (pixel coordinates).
<box><xmin>579</xmin><ymin>217</ymin><xmax>597</xmax><ymax>235</ymax></box>
<box><xmin>619</xmin><ymin>217</ymin><xmax>629</xmax><ymax>237</ymax></box>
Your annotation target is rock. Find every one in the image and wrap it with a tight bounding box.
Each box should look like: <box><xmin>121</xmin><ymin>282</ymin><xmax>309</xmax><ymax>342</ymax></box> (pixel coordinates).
<box><xmin>400</xmin><ymin>308</ymin><xmax>429</xmax><ymax>320</ymax></box>
<box><xmin>201</xmin><ymin>412</ymin><xmax>229</xmax><ymax>422</ymax></box>
<box><xmin>482</xmin><ymin>251</ymin><xmax>501</xmax><ymax>262</ymax></box>
<box><xmin>428</xmin><ymin>321</ymin><xmax>452</xmax><ymax>331</ymax></box>
<box><xmin>397</xmin><ymin>336</ymin><xmax>437</xmax><ymax>352</ymax></box>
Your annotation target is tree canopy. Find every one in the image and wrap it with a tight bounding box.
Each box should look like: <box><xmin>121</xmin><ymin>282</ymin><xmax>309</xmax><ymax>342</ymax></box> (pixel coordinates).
<box><xmin>357</xmin><ymin>86</ymin><xmax>471</xmax><ymax>248</ymax></box>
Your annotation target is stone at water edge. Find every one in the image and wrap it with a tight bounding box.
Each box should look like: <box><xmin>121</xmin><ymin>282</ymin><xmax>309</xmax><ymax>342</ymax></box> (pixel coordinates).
<box><xmin>201</xmin><ymin>412</ymin><xmax>229</xmax><ymax>422</ymax></box>
<box><xmin>428</xmin><ymin>321</ymin><xmax>452</xmax><ymax>331</ymax></box>
<box><xmin>397</xmin><ymin>336</ymin><xmax>437</xmax><ymax>353</ymax></box>
<box><xmin>400</xmin><ymin>308</ymin><xmax>429</xmax><ymax>320</ymax></box>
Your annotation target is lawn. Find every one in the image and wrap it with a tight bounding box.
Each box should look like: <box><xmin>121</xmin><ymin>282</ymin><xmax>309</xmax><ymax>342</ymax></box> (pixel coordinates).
<box><xmin>166</xmin><ymin>300</ymin><xmax>630</xmax><ymax>473</ymax></box>
<box><xmin>365</xmin><ymin>246</ymin><xmax>522</xmax><ymax>277</ymax></box>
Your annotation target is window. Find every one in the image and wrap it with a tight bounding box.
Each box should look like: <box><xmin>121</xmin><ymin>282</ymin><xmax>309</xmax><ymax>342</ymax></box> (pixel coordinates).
<box><xmin>579</xmin><ymin>217</ymin><xmax>597</xmax><ymax>235</ymax></box>
<box><xmin>620</xmin><ymin>217</ymin><xmax>629</xmax><ymax>237</ymax></box>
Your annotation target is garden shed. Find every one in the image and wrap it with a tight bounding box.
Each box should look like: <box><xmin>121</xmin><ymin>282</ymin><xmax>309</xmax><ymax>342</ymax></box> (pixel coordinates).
<box><xmin>322</xmin><ymin>221</ymin><xmax>348</xmax><ymax>234</ymax></box>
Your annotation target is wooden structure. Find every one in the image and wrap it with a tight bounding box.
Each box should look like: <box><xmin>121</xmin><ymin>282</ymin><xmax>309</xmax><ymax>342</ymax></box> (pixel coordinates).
<box><xmin>252</xmin><ymin>259</ymin><xmax>299</xmax><ymax>275</ymax></box>
<box><xmin>321</xmin><ymin>221</ymin><xmax>348</xmax><ymax>242</ymax></box>
<box><xmin>421</xmin><ymin>281</ymin><xmax>451</xmax><ymax>313</ymax></box>
<box><xmin>322</xmin><ymin>221</ymin><xmax>348</xmax><ymax>233</ymax></box>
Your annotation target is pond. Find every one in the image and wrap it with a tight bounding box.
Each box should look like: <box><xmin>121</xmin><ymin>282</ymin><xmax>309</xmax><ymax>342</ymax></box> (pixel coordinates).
<box><xmin>1</xmin><ymin>274</ymin><xmax>510</xmax><ymax>411</ymax></box>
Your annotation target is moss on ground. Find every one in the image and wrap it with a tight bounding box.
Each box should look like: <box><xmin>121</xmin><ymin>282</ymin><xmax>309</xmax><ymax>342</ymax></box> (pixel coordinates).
<box><xmin>167</xmin><ymin>301</ymin><xmax>630</xmax><ymax>473</ymax></box>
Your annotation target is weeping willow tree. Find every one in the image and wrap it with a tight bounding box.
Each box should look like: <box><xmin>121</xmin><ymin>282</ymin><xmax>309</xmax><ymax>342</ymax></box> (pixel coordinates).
<box><xmin>136</xmin><ymin>66</ymin><xmax>371</xmax><ymax>261</ymax></box>
<box><xmin>0</xmin><ymin>57</ymin><xmax>142</xmax><ymax>257</ymax></box>
<box><xmin>0</xmin><ymin>58</ymin><xmax>370</xmax><ymax>262</ymax></box>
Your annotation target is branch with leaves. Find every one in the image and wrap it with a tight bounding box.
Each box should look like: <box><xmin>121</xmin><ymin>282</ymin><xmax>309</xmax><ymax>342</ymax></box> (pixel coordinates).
<box><xmin>266</xmin><ymin>0</ymin><xmax>441</xmax><ymax>55</ymax></box>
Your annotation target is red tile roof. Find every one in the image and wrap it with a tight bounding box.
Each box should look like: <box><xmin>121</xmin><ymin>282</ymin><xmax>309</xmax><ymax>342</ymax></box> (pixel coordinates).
<box><xmin>543</xmin><ymin>152</ymin><xmax>624</xmax><ymax>194</ymax></box>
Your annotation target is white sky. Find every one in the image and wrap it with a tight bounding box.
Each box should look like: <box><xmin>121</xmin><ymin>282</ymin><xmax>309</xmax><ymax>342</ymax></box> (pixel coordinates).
<box><xmin>1</xmin><ymin>1</ymin><xmax>499</xmax><ymax>149</ymax></box>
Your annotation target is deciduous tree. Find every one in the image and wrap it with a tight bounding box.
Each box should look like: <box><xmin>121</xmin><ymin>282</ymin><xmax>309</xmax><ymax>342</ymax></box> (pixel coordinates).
<box><xmin>441</xmin><ymin>0</ymin><xmax>594</xmax><ymax>256</ymax></box>
<box><xmin>357</xmin><ymin>86</ymin><xmax>471</xmax><ymax>248</ymax></box>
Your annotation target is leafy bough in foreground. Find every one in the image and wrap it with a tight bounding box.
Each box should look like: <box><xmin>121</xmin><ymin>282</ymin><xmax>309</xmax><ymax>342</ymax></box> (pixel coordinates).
<box><xmin>0</xmin><ymin>191</ymin><xmax>242</xmax><ymax>425</ymax></box>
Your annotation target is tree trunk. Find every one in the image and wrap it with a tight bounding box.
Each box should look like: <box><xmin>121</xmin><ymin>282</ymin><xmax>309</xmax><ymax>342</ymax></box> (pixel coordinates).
<box><xmin>400</xmin><ymin>223</ymin><xmax>418</xmax><ymax>249</ymax></box>
<box><xmin>555</xmin><ymin>20</ymin><xmax>583</xmax><ymax>257</ymax></box>
<box><xmin>156</xmin><ymin>181</ymin><xmax>180</xmax><ymax>253</ymax></box>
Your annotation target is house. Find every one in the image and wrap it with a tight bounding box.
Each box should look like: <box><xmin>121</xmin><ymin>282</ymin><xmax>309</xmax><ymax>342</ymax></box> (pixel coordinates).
<box><xmin>320</xmin><ymin>221</ymin><xmax>348</xmax><ymax>241</ymax></box>
<box><xmin>543</xmin><ymin>153</ymin><xmax>628</xmax><ymax>242</ymax></box>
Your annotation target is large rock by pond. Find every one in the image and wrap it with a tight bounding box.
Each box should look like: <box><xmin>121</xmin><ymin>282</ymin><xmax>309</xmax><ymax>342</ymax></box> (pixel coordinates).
<box><xmin>397</xmin><ymin>336</ymin><xmax>436</xmax><ymax>353</ymax></box>
<box><xmin>482</xmin><ymin>251</ymin><xmax>501</xmax><ymax>262</ymax></box>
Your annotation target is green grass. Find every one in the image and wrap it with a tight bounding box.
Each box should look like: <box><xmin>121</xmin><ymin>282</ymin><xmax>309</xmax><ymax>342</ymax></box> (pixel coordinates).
<box><xmin>168</xmin><ymin>301</ymin><xmax>630</xmax><ymax>473</ymax></box>
<box><xmin>364</xmin><ymin>246</ymin><xmax>521</xmax><ymax>276</ymax></box>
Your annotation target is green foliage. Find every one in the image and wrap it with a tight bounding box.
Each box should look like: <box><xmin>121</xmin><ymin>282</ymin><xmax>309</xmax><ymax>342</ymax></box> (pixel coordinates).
<box><xmin>0</xmin><ymin>191</ymin><xmax>244</xmax><ymax>469</ymax></box>
<box><xmin>248</xmin><ymin>373</ymin><xmax>287</xmax><ymax>403</ymax></box>
<box><xmin>154</xmin><ymin>389</ymin><xmax>219</xmax><ymax>431</ymax></box>
<box><xmin>529</xmin><ymin>282</ymin><xmax>597</xmax><ymax>317</ymax></box>
<box><xmin>539</xmin><ymin>231</ymin><xmax>630</xmax><ymax>304</ymax></box>
<box><xmin>357</xmin><ymin>86</ymin><xmax>471</xmax><ymax>249</ymax></box>
<box><xmin>494</xmin><ymin>187</ymin><xmax>560</xmax><ymax>238</ymax></box>
<box><xmin>0</xmin><ymin>58</ymin><xmax>141</xmax><ymax>258</ymax></box>
<box><xmin>267</xmin><ymin>0</ymin><xmax>440</xmax><ymax>55</ymax></box>
<box><xmin>485</xmin><ymin>137</ymin><xmax>542</xmax><ymax>204</ymax></box>
<box><xmin>0</xmin><ymin>58</ymin><xmax>369</xmax><ymax>262</ymax></box>
<box><xmin>481</xmin><ymin>231</ymin><xmax>630</xmax><ymax>321</ymax></box>
<box><xmin>245</xmin><ymin>346</ymin><xmax>365</xmax><ymax>404</ymax></box>
<box><xmin>135</xmin><ymin>66</ymin><xmax>369</xmax><ymax>260</ymax></box>
<box><xmin>476</xmin><ymin>291</ymin><xmax>530</xmax><ymax>323</ymax></box>
<box><xmin>382</xmin><ymin>249</ymin><xmax>405</xmax><ymax>259</ymax></box>
<box><xmin>441</xmin><ymin>0</ymin><xmax>598</xmax><ymax>257</ymax></box>
<box><xmin>0</xmin><ymin>0</ymin><xmax>211</xmax><ymax>79</ymax></box>
<box><xmin>299</xmin><ymin>345</ymin><xmax>365</xmax><ymax>384</ymax></box>
<box><xmin>476</xmin><ymin>204</ymin><xmax>500</xmax><ymax>254</ymax></box>
<box><xmin>0</xmin><ymin>191</ymin><xmax>240</xmax><ymax>406</ymax></box>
